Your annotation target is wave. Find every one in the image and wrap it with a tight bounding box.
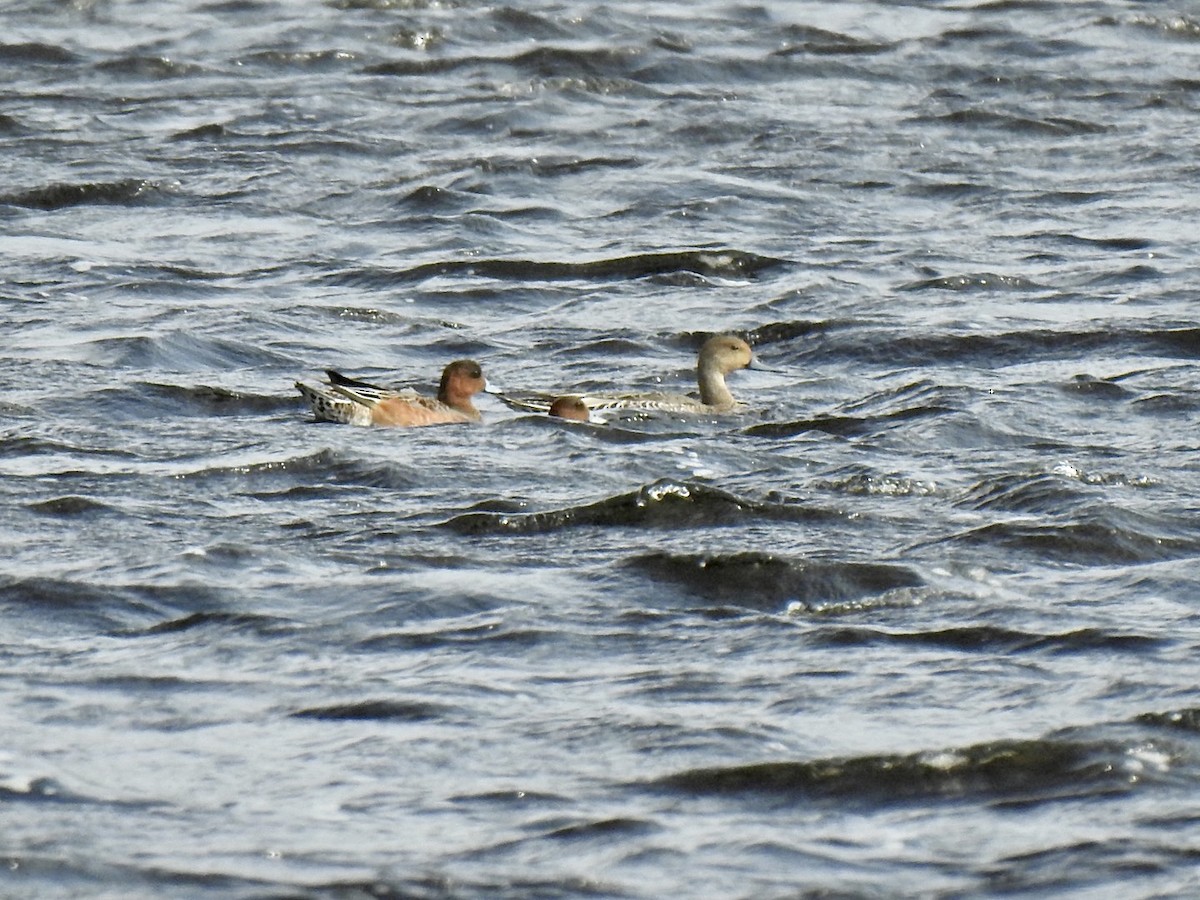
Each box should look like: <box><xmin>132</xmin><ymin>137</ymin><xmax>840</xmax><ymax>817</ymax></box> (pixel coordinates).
<box><xmin>1133</xmin><ymin>390</ymin><xmax>1200</xmax><ymax>415</ymax></box>
<box><xmin>356</xmin><ymin>622</ymin><xmax>549</xmax><ymax>654</ymax></box>
<box><xmin>1020</xmin><ymin>231</ymin><xmax>1154</xmax><ymax>252</ymax></box>
<box><xmin>0</xmin><ymin>179</ymin><xmax>173</xmax><ymax>211</ymax></box>
<box><xmin>743</xmin><ymin>320</ymin><xmax>830</xmax><ymax>346</ymax></box>
<box><xmin>476</xmin><ymin>154</ymin><xmax>640</xmax><ymax>179</ymax></box>
<box><xmin>810</xmin><ymin>624</ymin><xmax>1162</xmax><ymax>655</ymax></box>
<box><xmin>0</xmin><ymin>42</ymin><xmax>78</xmax><ymax>65</ymax></box>
<box><xmin>773</xmin><ymin>25</ymin><xmax>895</xmax><ymax>57</ymax></box>
<box><xmin>1058</xmin><ymin>373</ymin><xmax>1134</xmax><ymax>399</ymax></box>
<box><xmin>651</xmin><ymin>734</ymin><xmax>1165</xmax><ymax>806</ymax></box>
<box><xmin>807</xmin><ymin>324</ymin><xmax>1200</xmax><ymax>368</ymax></box>
<box><xmin>945</xmin><ymin>512</ymin><xmax>1200</xmax><ymax>566</ymax></box>
<box><xmin>1138</xmin><ymin>707</ymin><xmax>1200</xmax><ymax>733</ymax></box>
<box><xmin>181</xmin><ymin>448</ymin><xmax>418</xmax><ymax>492</ymax></box>
<box><xmin>0</xmin><ymin>434</ymin><xmax>141</xmax><ymax>461</ymax></box>
<box><xmin>906</xmin><ymin>108</ymin><xmax>1108</xmax><ymax>136</ymax></box>
<box><xmin>94</xmin><ymin>54</ymin><xmax>203</xmax><ymax>78</ymax></box>
<box><xmin>1146</xmin><ymin>327</ymin><xmax>1200</xmax><ymax>356</ymax></box>
<box><xmin>365</xmin><ymin>44</ymin><xmax>644</xmax><ymax>81</ymax></box>
<box><xmin>291</xmin><ymin>699</ymin><xmax>449</xmax><ymax>721</ymax></box>
<box><xmin>0</xmin><ymin>575</ymin><xmax>228</xmax><ymax>632</ymax></box>
<box><xmin>242</xmin><ymin>48</ymin><xmax>359</xmax><ymax>69</ymax></box>
<box><xmin>397</xmin><ymin>159</ymin><xmax>635</xmax><ymax>209</ymax></box>
<box><xmin>121</xmin><ymin>382</ymin><xmax>297</xmax><ymax>417</ymax></box>
<box><xmin>626</xmin><ymin>551</ymin><xmax>922</xmax><ymax>613</ymax></box>
<box><xmin>0</xmin><ymin>775</ymin><xmax>144</xmax><ymax>808</ymax></box>
<box><xmin>130</xmin><ymin>611</ymin><xmax>297</xmax><ymax>637</ymax></box>
<box><xmin>365</xmin><ymin>33</ymin><xmax>903</xmax><ymax>93</ymax></box>
<box><xmin>25</xmin><ymin>495</ymin><xmax>117</xmax><ymax>517</ymax></box>
<box><xmin>903</xmin><ymin>179</ymin><xmax>994</xmax><ymax>200</ymax></box>
<box><xmin>442</xmin><ymin>479</ymin><xmax>832</xmax><ymax>535</ymax></box>
<box><xmin>363</xmin><ymin>45</ymin><xmax>644</xmax><ymax>85</ymax></box>
<box><xmin>746</xmin><ymin>378</ymin><xmax>957</xmax><ymax>439</ymax></box>
<box><xmin>1111</xmin><ymin>15</ymin><xmax>1200</xmax><ymax>41</ymax></box>
<box><xmin>898</xmin><ymin>272</ymin><xmax>1047</xmax><ymax>292</ymax></box>
<box><xmin>323</xmin><ymin>249</ymin><xmax>788</xmax><ymax>287</ymax></box>
<box><xmin>510</xmin><ymin>45</ymin><xmax>642</xmax><ymax>81</ymax></box>
<box><xmin>0</xmin><ymin>855</ymin><xmax>423</xmax><ymax>900</ymax></box>
<box><xmin>814</xmin><ymin>467</ymin><xmax>939</xmax><ymax>497</ymax></box>
<box><xmin>87</xmin><ymin>331</ymin><xmax>292</xmax><ymax>371</ymax></box>
<box><xmin>956</xmin><ymin>471</ymin><xmax>1091</xmax><ymax>514</ymax></box>
<box><xmin>745</xmin><ymin>403</ymin><xmax>950</xmax><ymax>439</ymax></box>
<box><xmin>170</xmin><ymin>122</ymin><xmax>227</xmax><ymax>141</ymax></box>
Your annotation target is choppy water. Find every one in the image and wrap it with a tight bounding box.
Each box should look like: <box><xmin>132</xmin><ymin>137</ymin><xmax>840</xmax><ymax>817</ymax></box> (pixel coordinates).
<box><xmin>3</xmin><ymin>1</ymin><xmax>1200</xmax><ymax>897</ymax></box>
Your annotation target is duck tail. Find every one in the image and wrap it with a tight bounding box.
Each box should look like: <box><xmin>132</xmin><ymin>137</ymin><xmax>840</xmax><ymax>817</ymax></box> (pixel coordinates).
<box><xmin>296</xmin><ymin>381</ymin><xmax>367</xmax><ymax>424</ymax></box>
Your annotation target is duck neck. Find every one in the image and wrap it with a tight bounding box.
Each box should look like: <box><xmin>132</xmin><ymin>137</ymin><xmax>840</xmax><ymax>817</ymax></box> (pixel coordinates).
<box><xmin>441</xmin><ymin>391</ymin><xmax>480</xmax><ymax>418</ymax></box>
<box><xmin>698</xmin><ymin>365</ymin><xmax>735</xmax><ymax>409</ymax></box>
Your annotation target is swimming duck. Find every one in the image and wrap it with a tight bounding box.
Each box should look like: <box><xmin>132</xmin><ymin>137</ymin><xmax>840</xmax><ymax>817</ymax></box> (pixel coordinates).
<box><xmin>501</xmin><ymin>334</ymin><xmax>765</xmax><ymax>417</ymax></box>
<box><xmin>548</xmin><ymin>395</ymin><xmax>604</xmax><ymax>423</ymax></box>
<box><xmin>295</xmin><ymin>360</ymin><xmax>490</xmax><ymax>427</ymax></box>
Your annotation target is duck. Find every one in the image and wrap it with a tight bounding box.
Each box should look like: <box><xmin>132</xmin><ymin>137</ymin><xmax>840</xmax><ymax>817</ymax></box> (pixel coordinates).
<box><xmin>548</xmin><ymin>395</ymin><xmax>604</xmax><ymax>423</ymax></box>
<box><xmin>295</xmin><ymin>360</ymin><xmax>491</xmax><ymax>427</ymax></box>
<box><xmin>500</xmin><ymin>334</ymin><xmax>766</xmax><ymax>417</ymax></box>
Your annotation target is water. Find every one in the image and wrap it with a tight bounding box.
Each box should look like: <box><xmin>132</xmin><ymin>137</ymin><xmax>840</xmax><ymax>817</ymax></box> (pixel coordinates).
<box><xmin>3</xmin><ymin>1</ymin><xmax>1200</xmax><ymax>896</ymax></box>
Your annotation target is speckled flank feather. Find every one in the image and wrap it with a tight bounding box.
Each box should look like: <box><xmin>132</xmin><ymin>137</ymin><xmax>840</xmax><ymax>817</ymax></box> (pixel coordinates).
<box><xmin>295</xmin><ymin>381</ymin><xmax>373</xmax><ymax>426</ymax></box>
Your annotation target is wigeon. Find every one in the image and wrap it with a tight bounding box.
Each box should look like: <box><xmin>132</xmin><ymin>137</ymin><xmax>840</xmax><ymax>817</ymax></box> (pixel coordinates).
<box><xmin>295</xmin><ymin>360</ymin><xmax>491</xmax><ymax>427</ymax></box>
<box><xmin>548</xmin><ymin>395</ymin><xmax>604</xmax><ymax>423</ymax></box>
<box><xmin>500</xmin><ymin>334</ymin><xmax>767</xmax><ymax>417</ymax></box>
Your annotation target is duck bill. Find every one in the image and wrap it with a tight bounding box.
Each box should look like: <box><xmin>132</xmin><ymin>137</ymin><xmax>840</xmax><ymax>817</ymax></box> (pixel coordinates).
<box><xmin>482</xmin><ymin>379</ymin><xmax>502</xmax><ymax>394</ymax></box>
<box><xmin>747</xmin><ymin>355</ymin><xmax>781</xmax><ymax>373</ymax></box>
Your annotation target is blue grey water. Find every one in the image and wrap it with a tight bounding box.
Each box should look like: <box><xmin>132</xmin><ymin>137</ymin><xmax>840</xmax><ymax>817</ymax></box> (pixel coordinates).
<box><xmin>2</xmin><ymin>0</ymin><xmax>1199</xmax><ymax>896</ymax></box>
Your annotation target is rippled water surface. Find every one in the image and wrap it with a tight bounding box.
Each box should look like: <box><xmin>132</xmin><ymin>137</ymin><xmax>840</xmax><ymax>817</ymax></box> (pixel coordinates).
<box><xmin>4</xmin><ymin>0</ymin><xmax>1200</xmax><ymax>896</ymax></box>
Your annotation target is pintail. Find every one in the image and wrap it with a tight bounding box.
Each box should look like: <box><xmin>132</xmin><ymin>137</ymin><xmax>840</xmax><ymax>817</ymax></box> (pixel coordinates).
<box><xmin>296</xmin><ymin>360</ymin><xmax>492</xmax><ymax>427</ymax></box>
<box><xmin>501</xmin><ymin>334</ymin><xmax>768</xmax><ymax>418</ymax></box>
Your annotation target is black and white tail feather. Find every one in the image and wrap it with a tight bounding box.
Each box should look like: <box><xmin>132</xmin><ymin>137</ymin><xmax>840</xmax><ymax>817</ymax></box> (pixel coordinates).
<box><xmin>295</xmin><ymin>370</ymin><xmax>416</xmax><ymax>425</ymax></box>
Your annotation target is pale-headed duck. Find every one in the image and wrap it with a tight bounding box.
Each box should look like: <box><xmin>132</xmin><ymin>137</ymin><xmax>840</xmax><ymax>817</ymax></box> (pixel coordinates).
<box><xmin>500</xmin><ymin>334</ymin><xmax>766</xmax><ymax>417</ymax></box>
